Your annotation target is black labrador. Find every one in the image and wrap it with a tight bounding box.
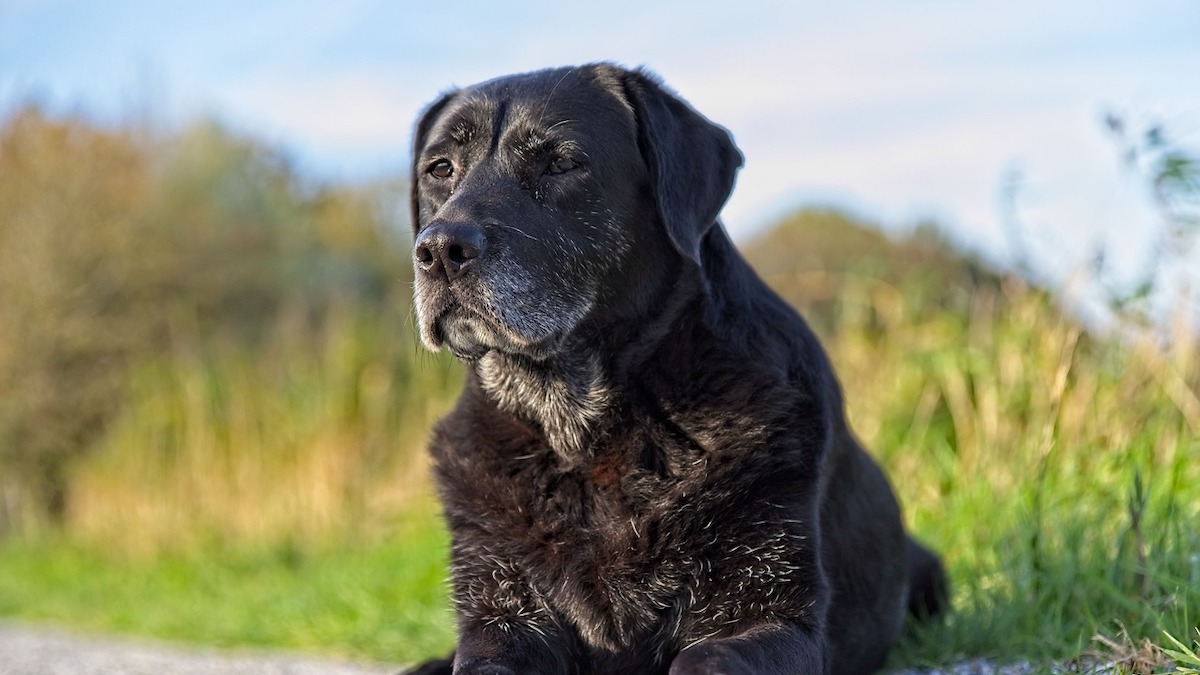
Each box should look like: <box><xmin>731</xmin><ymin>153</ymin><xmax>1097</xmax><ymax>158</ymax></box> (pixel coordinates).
<box><xmin>406</xmin><ymin>63</ymin><xmax>946</xmax><ymax>675</ymax></box>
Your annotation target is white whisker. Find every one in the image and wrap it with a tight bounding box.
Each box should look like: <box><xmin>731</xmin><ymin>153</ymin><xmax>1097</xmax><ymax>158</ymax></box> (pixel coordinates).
<box><xmin>502</xmin><ymin>224</ymin><xmax>541</xmax><ymax>241</ymax></box>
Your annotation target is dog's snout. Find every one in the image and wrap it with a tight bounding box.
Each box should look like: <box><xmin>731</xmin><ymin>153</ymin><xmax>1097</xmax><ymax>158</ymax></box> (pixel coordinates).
<box><xmin>414</xmin><ymin>223</ymin><xmax>487</xmax><ymax>281</ymax></box>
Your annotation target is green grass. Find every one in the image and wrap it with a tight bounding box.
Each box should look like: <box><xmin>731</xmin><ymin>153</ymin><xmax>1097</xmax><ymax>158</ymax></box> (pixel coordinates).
<box><xmin>1163</xmin><ymin>629</ymin><xmax>1200</xmax><ymax>675</ymax></box>
<box><xmin>0</xmin><ymin>502</ymin><xmax>455</xmax><ymax>666</ymax></box>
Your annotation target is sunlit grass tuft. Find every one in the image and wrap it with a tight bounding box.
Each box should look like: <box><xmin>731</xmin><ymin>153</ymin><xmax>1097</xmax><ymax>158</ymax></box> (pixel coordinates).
<box><xmin>811</xmin><ymin>275</ymin><xmax>1200</xmax><ymax>668</ymax></box>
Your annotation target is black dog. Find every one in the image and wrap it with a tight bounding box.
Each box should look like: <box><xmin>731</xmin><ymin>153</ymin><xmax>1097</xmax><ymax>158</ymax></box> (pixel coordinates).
<box><xmin>407</xmin><ymin>63</ymin><xmax>946</xmax><ymax>675</ymax></box>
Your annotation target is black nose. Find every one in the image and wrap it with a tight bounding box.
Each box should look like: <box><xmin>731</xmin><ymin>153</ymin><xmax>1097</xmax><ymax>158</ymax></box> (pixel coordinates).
<box><xmin>414</xmin><ymin>223</ymin><xmax>487</xmax><ymax>281</ymax></box>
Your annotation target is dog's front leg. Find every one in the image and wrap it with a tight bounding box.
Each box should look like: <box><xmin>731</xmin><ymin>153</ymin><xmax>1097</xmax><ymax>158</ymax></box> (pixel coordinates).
<box><xmin>668</xmin><ymin>623</ymin><xmax>828</xmax><ymax>675</ymax></box>
<box><xmin>452</xmin><ymin>617</ymin><xmax>572</xmax><ymax>675</ymax></box>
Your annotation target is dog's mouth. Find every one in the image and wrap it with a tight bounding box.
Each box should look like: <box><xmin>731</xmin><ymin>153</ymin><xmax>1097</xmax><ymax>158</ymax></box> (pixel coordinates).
<box><xmin>414</xmin><ymin>257</ymin><xmax>597</xmax><ymax>363</ymax></box>
<box><xmin>419</xmin><ymin>294</ymin><xmax>564</xmax><ymax>363</ymax></box>
<box><xmin>431</xmin><ymin>309</ymin><xmax>500</xmax><ymax>361</ymax></box>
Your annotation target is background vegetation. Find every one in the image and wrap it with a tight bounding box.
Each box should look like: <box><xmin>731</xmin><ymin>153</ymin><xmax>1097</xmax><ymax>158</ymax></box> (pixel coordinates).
<box><xmin>0</xmin><ymin>106</ymin><xmax>1197</xmax><ymax>672</ymax></box>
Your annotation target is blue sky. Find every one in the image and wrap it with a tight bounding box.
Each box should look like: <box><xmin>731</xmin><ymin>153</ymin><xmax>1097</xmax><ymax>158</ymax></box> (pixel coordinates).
<box><xmin>2</xmin><ymin>0</ymin><xmax>1198</xmax><ymax>300</ymax></box>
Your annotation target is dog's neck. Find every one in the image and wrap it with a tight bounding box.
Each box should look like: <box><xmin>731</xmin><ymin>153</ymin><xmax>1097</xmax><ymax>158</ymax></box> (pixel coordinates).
<box><xmin>476</xmin><ymin>349</ymin><xmax>612</xmax><ymax>463</ymax></box>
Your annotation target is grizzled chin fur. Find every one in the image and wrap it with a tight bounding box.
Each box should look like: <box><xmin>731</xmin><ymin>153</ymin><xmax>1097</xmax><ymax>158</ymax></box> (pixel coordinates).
<box><xmin>477</xmin><ymin>350</ymin><xmax>611</xmax><ymax>461</ymax></box>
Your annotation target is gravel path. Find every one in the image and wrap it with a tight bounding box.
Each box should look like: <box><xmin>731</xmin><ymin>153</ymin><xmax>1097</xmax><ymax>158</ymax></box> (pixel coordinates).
<box><xmin>3</xmin><ymin>622</ymin><xmax>1093</xmax><ymax>675</ymax></box>
<box><xmin>0</xmin><ymin>623</ymin><xmax>404</xmax><ymax>675</ymax></box>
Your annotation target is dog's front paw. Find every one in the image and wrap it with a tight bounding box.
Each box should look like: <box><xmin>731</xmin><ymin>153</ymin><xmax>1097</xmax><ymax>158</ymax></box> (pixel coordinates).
<box><xmin>668</xmin><ymin>643</ymin><xmax>750</xmax><ymax>675</ymax></box>
<box><xmin>454</xmin><ymin>663</ymin><xmax>520</xmax><ymax>675</ymax></box>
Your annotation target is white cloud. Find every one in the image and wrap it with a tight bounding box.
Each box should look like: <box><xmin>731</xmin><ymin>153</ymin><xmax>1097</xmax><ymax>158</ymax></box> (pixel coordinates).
<box><xmin>222</xmin><ymin>73</ymin><xmax>417</xmax><ymax>149</ymax></box>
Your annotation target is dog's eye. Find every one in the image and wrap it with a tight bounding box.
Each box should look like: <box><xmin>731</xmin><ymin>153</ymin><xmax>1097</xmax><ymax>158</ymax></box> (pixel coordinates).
<box><xmin>428</xmin><ymin>159</ymin><xmax>454</xmax><ymax>179</ymax></box>
<box><xmin>545</xmin><ymin>156</ymin><xmax>578</xmax><ymax>175</ymax></box>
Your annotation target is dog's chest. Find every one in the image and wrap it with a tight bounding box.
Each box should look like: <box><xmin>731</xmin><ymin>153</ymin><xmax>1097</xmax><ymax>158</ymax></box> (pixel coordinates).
<box><xmin>439</xmin><ymin>428</ymin><xmax>694</xmax><ymax>650</ymax></box>
<box><xmin>511</xmin><ymin>454</ymin><xmax>693</xmax><ymax>648</ymax></box>
<box><xmin>443</xmin><ymin>444</ymin><xmax>807</xmax><ymax>658</ymax></box>
<box><xmin>435</xmin><ymin>380</ymin><xmax>818</xmax><ymax>666</ymax></box>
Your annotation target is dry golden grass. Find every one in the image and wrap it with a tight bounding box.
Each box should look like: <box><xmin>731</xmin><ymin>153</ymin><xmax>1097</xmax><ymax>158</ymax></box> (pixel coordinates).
<box><xmin>63</xmin><ymin>307</ymin><xmax>462</xmax><ymax>556</ymax></box>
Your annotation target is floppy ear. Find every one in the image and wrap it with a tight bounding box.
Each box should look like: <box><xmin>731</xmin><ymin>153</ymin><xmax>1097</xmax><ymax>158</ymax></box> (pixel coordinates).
<box><xmin>409</xmin><ymin>90</ymin><xmax>458</xmax><ymax>234</ymax></box>
<box><xmin>621</xmin><ymin>69</ymin><xmax>743</xmax><ymax>264</ymax></box>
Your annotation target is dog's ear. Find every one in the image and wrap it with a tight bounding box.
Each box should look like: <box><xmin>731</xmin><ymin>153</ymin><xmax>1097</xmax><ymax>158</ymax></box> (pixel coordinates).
<box><xmin>620</xmin><ymin>69</ymin><xmax>743</xmax><ymax>265</ymax></box>
<box><xmin>409</xmin><ymin>90</ymin><xmax>458</xmax><ymax>234</ymax></box>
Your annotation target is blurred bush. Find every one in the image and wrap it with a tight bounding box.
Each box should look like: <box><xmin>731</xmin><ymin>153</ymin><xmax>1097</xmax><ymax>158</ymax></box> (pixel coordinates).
<box><xmin>0</xmin><ymin>105</ymin><xmax>439</xmax><ymax>537</ymax></box>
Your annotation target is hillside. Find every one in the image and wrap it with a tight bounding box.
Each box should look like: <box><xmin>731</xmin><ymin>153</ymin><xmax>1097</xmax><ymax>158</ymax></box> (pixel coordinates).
<box><xmin>740</xmin><ymin>208</ymin><xmax>1005</xmax><ymax>336</ymax></box>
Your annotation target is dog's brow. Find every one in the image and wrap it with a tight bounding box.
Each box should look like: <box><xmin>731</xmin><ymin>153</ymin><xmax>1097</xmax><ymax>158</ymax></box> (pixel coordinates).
<box><xmin>490</xmin><ymin>100</ymin><xmax>509</xmax><ymax>156</ymax></box>
<box><xmin>445</xmin><ymin>115</ymin><xmax>477</xmax><ymax>144</ymax></box>
<box><xmin>537</xmin><ymin>67</ymin><xmax>577</xmax><ymax>126</ymax></box>
<box><xmin>513</xmin><ymin>120</ymin><xmax>579</xmax><ymax>153</ymax></box>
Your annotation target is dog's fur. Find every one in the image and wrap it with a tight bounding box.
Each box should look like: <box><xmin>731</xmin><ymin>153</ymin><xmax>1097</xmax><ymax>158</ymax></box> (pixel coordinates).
<box><xmin>406</xmin><ymin>63</ymin><xmax>946</xmax><ymax>675</ymax></box>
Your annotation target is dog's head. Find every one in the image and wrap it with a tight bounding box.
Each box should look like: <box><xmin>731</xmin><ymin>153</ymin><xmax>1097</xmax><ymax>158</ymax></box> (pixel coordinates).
<box><xmin>410</xmin><ymin>64</ymin><xmax>743</xmax><ymax>362</ymax></box>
